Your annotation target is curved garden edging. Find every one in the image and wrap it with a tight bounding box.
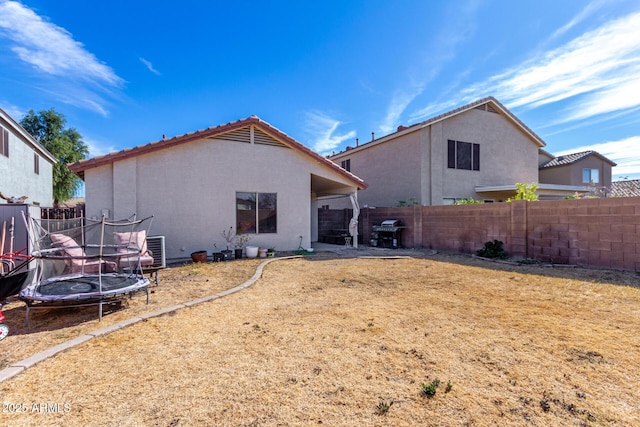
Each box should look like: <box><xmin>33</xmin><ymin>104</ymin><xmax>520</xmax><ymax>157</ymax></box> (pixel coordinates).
<box><xmin>0</xmin><ymin>256</ymin><xmax>302</xmax><ymax>384</ymax></box>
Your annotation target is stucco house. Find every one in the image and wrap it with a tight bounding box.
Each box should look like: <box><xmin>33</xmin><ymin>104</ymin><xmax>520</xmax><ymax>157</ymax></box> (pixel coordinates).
<box><xmin>538</xmin><ymin>149</ymin><xmax>616</xmax><ymax>197</ymax></box>
<box><xmin>327</xmin><ymin>97</ymin><xmax>587</xmax><ymax>208</ymax></box>
<box><xmin>0</xmin><ymin>107</ymin><xmax>56</xmax><ymax>207</ymax></box>
<box><xmin>69</xmin><ymin>116</ymin><xmax>366</xmax><ymax>261</ymax></box>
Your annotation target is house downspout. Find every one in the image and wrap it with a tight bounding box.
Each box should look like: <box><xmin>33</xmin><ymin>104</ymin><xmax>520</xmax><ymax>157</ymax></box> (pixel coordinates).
<box><xmin>349</xmin><ymin>191</ymin><xmax>360</xmax><ymax>249</ymax></box>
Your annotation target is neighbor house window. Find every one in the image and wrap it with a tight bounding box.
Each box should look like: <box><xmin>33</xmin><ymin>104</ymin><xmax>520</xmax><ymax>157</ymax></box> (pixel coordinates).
<box><xmin>448</xmin><ymin>140</ymin><xmax>479</xmax><ymax>171</ymax></box>
<box><xmin>34</xmin><ymin>153</ymin><xmax>40</xmax><ymax>174</ymax></box>
<box><xmin>236</xmin><ymin>192</ymin><xmax>277</xmax><ymax>234</ymax></box>
<box><xmin>583</xmin><ymin>168</ymin><xmax>599</xmax><ymax>184</ymax></box>
<box><xmin>341</xmin><ymin>159</ymin><xmax>351</xmax><ymax>172</ymax></box>
<box><xmin>0</xmin><ymin>126</ymin><xmax>8</xmax><ymax>157</ymax></box>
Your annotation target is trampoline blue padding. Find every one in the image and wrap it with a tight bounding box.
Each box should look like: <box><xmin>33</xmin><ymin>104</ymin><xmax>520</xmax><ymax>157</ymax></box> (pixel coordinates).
<box><xmin>20</xmin><ymin>273</ymin><xmax>149</xmax><ymax>302</ymax></box>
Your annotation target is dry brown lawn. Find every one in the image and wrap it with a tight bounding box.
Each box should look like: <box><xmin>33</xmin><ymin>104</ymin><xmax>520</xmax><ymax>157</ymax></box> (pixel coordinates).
<box><xmin>0</xmin><ymin>252</ymin><xmax>639</xmax><ymax>426</ymax></box>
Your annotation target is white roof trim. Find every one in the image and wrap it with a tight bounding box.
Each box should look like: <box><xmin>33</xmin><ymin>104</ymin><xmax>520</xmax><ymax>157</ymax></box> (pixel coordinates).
<box><xmin>420</xmin><ymin>98</ymin><xmax>546</xmax><ymax>148</ymax></box>
<box><xmin>0</xmin><ymin>107</ymin><xmax>58</xmax><ymax>164</ymax></box>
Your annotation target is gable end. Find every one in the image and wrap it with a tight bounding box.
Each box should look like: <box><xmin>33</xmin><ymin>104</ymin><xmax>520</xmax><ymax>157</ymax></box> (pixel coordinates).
<box><xmin>254</xmin><ymin>127</ymin><xmax>287</xmax><ymax>147</ymax></box>
<box><xmin>474</xmin><ymin>104</ymin><xmax>499</xmax><ymax>114</ymax></box>
<box><xmin>215</xmin><ymin>125</ymin><xmax>287</xmax><ymax>148</ymax></box>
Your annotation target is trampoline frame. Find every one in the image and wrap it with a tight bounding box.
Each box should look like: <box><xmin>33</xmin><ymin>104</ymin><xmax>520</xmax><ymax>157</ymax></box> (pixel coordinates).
<box><xmin>20</xmin><ymin>214</ymin><xmax>154</xmax><ymax>326</ymax></box>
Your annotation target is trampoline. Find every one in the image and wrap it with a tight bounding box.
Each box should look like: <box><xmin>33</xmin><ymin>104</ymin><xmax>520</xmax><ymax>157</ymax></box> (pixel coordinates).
<box><xmin>20</xmin><ymin>214</ymin><xmax>153</xmax><ymax>326</ymax></box>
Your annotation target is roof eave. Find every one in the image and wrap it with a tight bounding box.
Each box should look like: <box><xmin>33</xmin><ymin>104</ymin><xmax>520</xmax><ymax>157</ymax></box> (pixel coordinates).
<box><xmin>0</xmin><ymin>107</ymin><xmax>58</xmax><ymax>164</ymax></box>
<box><xmin>69</xmin><ymin>116</ymin><xmax>367</xmax><ymax>191</ymax></box>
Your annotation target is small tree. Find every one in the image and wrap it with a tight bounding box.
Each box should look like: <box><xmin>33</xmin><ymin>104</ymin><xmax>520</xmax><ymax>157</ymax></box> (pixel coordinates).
<box><xmin>507</xmin><ymin>182</ymin><xmax>539</xmax><ymax>202</ymax></box>
<box><xmin>20</xmin><ymin>109</ymin><xmax>89</xmax><ymax>205</ymax></box>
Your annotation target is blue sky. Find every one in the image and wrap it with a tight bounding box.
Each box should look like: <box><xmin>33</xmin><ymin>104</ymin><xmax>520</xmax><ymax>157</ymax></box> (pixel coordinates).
<box><xmin>1</xmin><ymin>0</ymin><xmax>639</xmax><ymax>181</ymax></box>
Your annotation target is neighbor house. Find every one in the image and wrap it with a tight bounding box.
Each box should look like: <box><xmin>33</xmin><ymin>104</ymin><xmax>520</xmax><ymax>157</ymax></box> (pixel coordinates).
<box><xmin>0</xmin><ymin>107</ymin><xmax>56</xmax><ymax>207</ymax></box>
<box><xmin>327</xmin><ymin>97</ymin><xmax>587</xmax><ymax>208</ymax></box>
<box><xmin>69</xmin><ymin>116</ymin><xmax>367</xmax><ymax>261</ymax></box>
<box><xmin>538</xmin><ymin>149</ymin><xmax>616</xmax><ymax>197</ymax></box>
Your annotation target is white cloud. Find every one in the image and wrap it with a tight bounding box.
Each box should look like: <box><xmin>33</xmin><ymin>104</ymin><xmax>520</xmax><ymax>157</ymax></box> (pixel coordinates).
<box><xmin>0</xmin><ymin>101</ymin><xmax>26</xmax><ymax>121</ymax></box>
<box><xmin>462</xmin><ymin>10</ymin><xmax>640</xmax><ymax>124</ymax></box>
<box><xmin>554</xmin><ymin>136</ymin><xmax>640</xmax><ymax>180</ymax></box>
<box><xmin>550</xmin><ymin>0</ymin><xmax>607</xmax><ymax>39</ymax></box>
<box><xmin>0</xmin><ymin>1</ymin><xmax>124</xmax><ymax>115</ymax></box>
<box><xmin>139</xmin><ymin>57</ymin><xmax>161</xmax><ymax>76</ymax></box>
<box><xmin>384</xmin><ymin>0</ymin><xmax>481</xmax><ymax>129</ymax></box>
<box><xmin>84</xmin><ymin>136</ymin><xmax>118</xmax><ymax>158</ymax></box>
<box><xmin>304</xmin><ymin>111</ymin><xmax>356</xmax><ymax>155</ymax></box>
<box><xmin>379</xmin><ymin>86</ymin><xmax>424</xmax><ymax>134</ymax></box>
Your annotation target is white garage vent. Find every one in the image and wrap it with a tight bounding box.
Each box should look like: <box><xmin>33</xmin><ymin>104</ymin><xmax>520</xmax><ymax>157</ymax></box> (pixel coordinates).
<box><xmin>254</xmin><ymin>127</ymin><xmax>287</xmax><ymax>147</ymax></box>
<box><xmin>218</xmin><ymin>126</ymin><xmax>251</xmax><ymax>143</ymax></box>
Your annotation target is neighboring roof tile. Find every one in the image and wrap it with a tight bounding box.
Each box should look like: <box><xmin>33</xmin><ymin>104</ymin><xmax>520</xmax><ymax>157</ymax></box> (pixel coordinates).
<box><xmin>68</xmin><ymin>116</ymin><xmax>366</xmax><ymax>189</ymax></box>
<box><xmin>610</xmin><ymin>180</ymin><xmax>640</xmax><ymax>197</ymax></box>
<box><xmin>540</xmin><ymin>150</ymin><xmax>617</xmax><ymax>168</ymax></box>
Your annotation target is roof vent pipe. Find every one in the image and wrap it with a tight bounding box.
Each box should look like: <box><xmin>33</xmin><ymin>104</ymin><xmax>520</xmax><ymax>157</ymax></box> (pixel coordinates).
<box><xmin>371</xmin><ymin>132</ymin><xmax>374</xmax><ymax>141</ymax></box>
<box><xmin>356</xmin><ymin>138</ymin><xmax>359</xmax><ymax>147</ymax></box>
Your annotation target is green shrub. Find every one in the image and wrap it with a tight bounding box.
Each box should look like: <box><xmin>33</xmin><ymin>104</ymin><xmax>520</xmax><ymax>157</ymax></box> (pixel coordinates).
<box><xmin>476</xmin><ymin>240</ymin><xmax>507</xmax><ymax>259</ymax></box>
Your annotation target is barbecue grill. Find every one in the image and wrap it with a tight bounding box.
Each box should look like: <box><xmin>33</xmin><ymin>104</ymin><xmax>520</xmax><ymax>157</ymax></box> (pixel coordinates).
<box><xmin>371</xmin><ymin>219</ymin><xmax>405</xmax><ymax>248</ymax></box>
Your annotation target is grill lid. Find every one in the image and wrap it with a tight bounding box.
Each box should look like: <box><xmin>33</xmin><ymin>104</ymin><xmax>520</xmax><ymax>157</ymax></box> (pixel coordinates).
<box><xmin>381</xmin><ymin>219</ymin><xmax>400</xmax><ymax>226</ymax></box>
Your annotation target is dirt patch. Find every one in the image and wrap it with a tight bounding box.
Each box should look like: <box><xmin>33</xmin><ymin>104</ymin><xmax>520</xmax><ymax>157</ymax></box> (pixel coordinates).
<box><xmin>1</xmin><ymin>252</ymin><xmax>639</xmax><ymax>426</ymax></box>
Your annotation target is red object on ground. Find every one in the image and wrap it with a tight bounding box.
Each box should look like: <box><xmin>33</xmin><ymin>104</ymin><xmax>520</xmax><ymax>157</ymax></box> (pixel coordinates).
<box><xmin>0</xmin><ymin>308</ymin><xmax>5</xmax><ymax>323</ymax></box>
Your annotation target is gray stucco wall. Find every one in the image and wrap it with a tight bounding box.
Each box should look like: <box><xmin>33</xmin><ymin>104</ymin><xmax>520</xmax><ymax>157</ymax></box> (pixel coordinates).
<box><xmin>84</xmin><ymin>135</ymin><xmax>357</xmax><ymax>260</ymax></box>
<box><xmin>0</xmin><ymin>120</ymin><xmax>54</xmax><ymax>207</ymax></box>
<box><xmin>439</xmin><ymin>108</ymin><xmax>539</xmax><ymax>201</ymax></box>
<box><xmin>339</xmin><ymin>131</ymin><xmax>422</xmax><ymax>208</ymax></box>
<box><xmin>329</xmin><ymin>107</ymin><xmax>541</xmax><ymax>207</ymax></box>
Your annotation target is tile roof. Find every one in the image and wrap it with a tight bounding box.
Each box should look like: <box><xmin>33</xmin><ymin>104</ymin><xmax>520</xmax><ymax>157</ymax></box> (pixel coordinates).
<box><xmin>610</xmin><ymin>180</ymin><xmax>640</xmax><ymax>197</ymax></box>
<box><xmin>540</xmin><ymin>150</ymin><xmax>617</xmax><ymax>168</ymax></box>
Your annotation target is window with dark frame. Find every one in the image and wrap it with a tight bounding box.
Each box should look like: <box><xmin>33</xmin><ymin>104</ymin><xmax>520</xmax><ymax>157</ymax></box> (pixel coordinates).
<box><xmin>0</xmin><ymin>126</ymin><xmax>8</xmax><ymax>157</ymax></box>
<box><xmin>236</xmin><ymin>192</ymin><xmax>277</xmax><ymax>234</ymax></box>
<box><xmin>341</xmin><ymin>159</ymin><xmax>351</xmax><ymax>172</ymax></box>
<box><xmin>34</xmin><ymin>153</ymin><xmax>40</xmax><ymax>174</ymax></box>
<box><xmin>447</xmin><ymin>139</ymin><xmax>480</xmax><ymax>171</ymax></box>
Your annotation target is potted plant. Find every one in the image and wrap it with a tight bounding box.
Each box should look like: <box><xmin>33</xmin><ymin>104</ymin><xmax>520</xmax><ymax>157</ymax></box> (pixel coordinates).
<box><xmin>234</xmin><ymin>232</ymin><xmax>251</xmax><ymax>260</ymax></box>
<box><xmin>267</xmin><ymin>247</ymin><xmax>276</xmax><ymax>258</ymax></box>
<box><xmin>245</xmin><ymin>245</ymin><xmax>259</xmax><ymax>258</ymax></box>
<box><xmin>220</xmin><ymin>227</ymin><xmax>235</xmax><ymax>261</ymax></box>
<box><xmin>212</xmin><ymin>243</ymin><xmax>223</xmax><ymax>262</ymax></box>
<box><xmin>190</xmin><ymin>250</ymin><xmax>208</xmax><ymax>263</ymax></box>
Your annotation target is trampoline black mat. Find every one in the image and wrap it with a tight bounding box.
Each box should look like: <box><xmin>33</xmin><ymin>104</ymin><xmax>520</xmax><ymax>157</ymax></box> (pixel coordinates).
<box><xmin>21</xmin><ymin>273</ymin><xmax>149</xmax><ymax>302</ymax></box>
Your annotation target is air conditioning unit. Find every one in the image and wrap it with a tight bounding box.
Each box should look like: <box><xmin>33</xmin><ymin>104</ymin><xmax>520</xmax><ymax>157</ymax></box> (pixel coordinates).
<box><xmin>145</xmin><ymin>235</ymin><xmax>166</xmax><ymax>285</ymax></box>
<box><xmin>146</xmin><ymin>235</ymin><xmax>166</xmax><ymax>269</ymax></box>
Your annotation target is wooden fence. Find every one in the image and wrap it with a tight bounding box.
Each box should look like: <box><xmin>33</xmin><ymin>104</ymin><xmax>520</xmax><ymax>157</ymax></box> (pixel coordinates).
<box><xmin>40</xmin><ymin>204</ymin><xmax>85</xmax><ymax>220</ymax></box>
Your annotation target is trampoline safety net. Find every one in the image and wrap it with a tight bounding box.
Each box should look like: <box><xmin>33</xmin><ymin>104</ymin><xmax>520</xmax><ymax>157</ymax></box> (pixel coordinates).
<box><xmin>19</xmin><ymin>214</ymin><xmax>154</xmax><ymax>325</ymax></box>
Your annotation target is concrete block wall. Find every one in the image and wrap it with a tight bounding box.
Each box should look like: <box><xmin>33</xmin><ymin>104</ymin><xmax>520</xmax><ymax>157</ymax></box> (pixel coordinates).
<box><xmin>526</xmin><ymin>197</ymin><xmax>640</xmax><ymax>271</ymax></box>
<box><xmin>338</xmin><ymin>196</ymin><xmax>640</xmax><ymax>272</ymax></box>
